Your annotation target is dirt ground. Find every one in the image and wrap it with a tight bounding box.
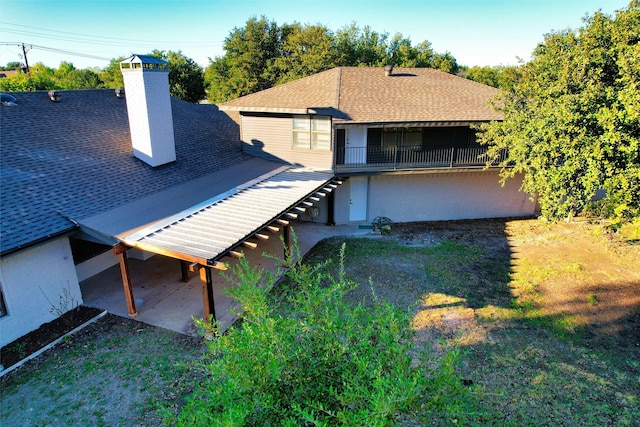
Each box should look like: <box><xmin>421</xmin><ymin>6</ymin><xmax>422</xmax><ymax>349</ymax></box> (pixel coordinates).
<box><xmin>387</xmin><ymin>218</ymin><xmax>640</xmax><ymax>349</ymax></box>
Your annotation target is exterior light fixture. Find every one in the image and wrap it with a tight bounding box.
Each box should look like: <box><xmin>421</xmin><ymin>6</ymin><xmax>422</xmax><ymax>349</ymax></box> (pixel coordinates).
<box><xmin>48</xmin><ymin>90</ymin><xmax>61</xmax><ymax>102</ymax></box>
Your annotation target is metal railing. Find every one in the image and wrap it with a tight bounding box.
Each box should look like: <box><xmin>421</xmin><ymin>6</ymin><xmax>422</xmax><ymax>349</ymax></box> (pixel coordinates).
<box><xmin>335</xmin><ymin>145</ymin><xmax>507</xmax><ymax>171</ymax></box>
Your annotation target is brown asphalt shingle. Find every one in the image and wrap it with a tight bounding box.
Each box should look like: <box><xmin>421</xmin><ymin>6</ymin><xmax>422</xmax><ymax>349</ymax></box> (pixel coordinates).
<box><xmin>220</xmin><ymin>66</ymin><xmax>502</xmax><ymax>123</ymax></box>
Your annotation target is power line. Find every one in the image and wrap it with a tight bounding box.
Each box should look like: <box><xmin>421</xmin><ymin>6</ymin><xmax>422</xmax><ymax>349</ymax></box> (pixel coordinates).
<box><xmin>0</xmin><ymin>42</ymin><xmax>113</xmax><ymax>66</ymax></box>
<box><xmin>0</xmin><ymin>22</ymin><xmax>223</xmax><ymax>48</ymax></box>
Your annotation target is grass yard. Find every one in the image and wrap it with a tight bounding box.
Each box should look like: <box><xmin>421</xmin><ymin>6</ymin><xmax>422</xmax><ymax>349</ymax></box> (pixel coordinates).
<box><xmin>1</xmin><ymin>218</ymin><xmax>638</xmax><ymax>425</ymax></box>
<box><xmin>0</xmin><ymin>315</ymin><xmax>207</xmax><ymax>426</ymax></box>
<box><xmin>304</xmin><ymin>219</ymin><xmax>640</xmax><ymax>425</ymax></box>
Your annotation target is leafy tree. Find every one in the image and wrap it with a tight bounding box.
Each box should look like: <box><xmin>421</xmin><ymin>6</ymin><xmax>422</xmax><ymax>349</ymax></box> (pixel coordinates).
<box><xmin>206</xmin><ymin>16</ymin><xmax>282</xmax><ymax>103</ymax></box>
<box><xmin>0</xmin><ymin>62</ymin><xmax>58</xmax><ymax>91</ymax></box>
<box><xmin>50</xmin><ymin>61</ymin><xmax>101</xmax><ymax>89</ymax></box>
<box><xmin>463</xmin><ymin>65</ymin><xmax>520</xmax><ymax>90</ymax></box>
<box><xmin>178</xmin><ymin>235</ymin><xmax>468</xmax><ymax>425</ymax></box>
<box><xmin>151</xmin><ymin>50</ymin><xmax>205</xmax><ymax>103</ymax></box>
<box><xmin>0</xmin><ymin>61</ymin><xmax>21</xmax><ymax>71</ymax></box>
<box><xmin>478</xmin><ymin>1</ymin><xmax>640</xmax><ymax>221</ymax></box>
<box><xmin>98</xmin><ymin>57</ymin><xmax>126</xmax><ymax>89</ymax></box>
<box><xmin>206</xmin><ymin>19</ymin><xmax>460</xmax><ymax>102</ymax></box>
<box><xmin>273</xmin><ymin>23</ymin><xmax>338</xmax><ymax>85</ymax></box>
<box><xmin>0</xmin><ymin>71</ymin><xmax>38</xmax><ymax>91</ymax></box>
<box><xmin>335</xmin><ymin>24</ymin><xmax>388</xmax><ymax>66</ymax></box>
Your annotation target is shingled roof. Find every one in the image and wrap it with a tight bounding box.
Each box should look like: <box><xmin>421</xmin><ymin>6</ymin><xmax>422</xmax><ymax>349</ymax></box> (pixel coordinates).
<box><xmin>0</xmin><ymin>89</ymin><xmax>253</xmax><ymax>255</ymax></box>
<box><xmin>219</xmin><ymin>66</ymin><xmax>502</xmax><ymax>124</ymax></box>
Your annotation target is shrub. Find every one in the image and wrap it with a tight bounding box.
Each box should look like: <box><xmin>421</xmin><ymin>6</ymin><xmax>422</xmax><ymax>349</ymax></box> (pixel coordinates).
<box><xmin>177</xmin><ymin>235</ymin><xmax>467</xmax><ymax>426</ymax></box>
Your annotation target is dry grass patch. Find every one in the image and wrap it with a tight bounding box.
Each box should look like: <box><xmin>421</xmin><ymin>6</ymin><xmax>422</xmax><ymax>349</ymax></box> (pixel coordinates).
<box><xmin>306</xmin><ymin>218</ymin><xmax>640</xmax><ymax>425</ymax></box>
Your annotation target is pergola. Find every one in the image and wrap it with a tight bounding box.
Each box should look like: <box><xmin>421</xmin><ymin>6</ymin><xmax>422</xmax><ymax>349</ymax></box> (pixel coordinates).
<box><xmin>111</xmin><ymin>166</ymin><xmax>341</xmax><ymax>323</ymax></box>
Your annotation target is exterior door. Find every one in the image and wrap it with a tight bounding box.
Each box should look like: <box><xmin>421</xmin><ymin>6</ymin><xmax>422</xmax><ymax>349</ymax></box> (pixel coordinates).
<box><xmin>345</xmin><ymin>128</ymin><xmax>367</xmax><ymax>165</ymax></box>
<box><xmin>349</xmin><ymin>176</ymin><xmax>368</xmax><ymax>222</ymax></box>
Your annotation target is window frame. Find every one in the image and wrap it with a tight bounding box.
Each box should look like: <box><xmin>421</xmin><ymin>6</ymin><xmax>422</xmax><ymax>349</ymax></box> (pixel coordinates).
<box><xmin>292</xmin><ymin>115</ymin><xmax>331</xmax><ymax>151</ymax></box>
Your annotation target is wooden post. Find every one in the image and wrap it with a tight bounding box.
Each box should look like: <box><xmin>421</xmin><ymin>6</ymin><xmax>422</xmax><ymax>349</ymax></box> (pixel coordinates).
<box><xmin>283</xmin><ymin>223</ymin><xmax>291</xmax><ymax>259</ymax></box>
<box><xmin>180</xmin><ymin>260</ymin><xmax>189</xmax><ymax>282</ymax></box>
<box><xmin>326</xmin><ymin>188</ymin><xmax>336</xmax><ymax>226</ymax></box>
<box><xmin>116</xmin><ymin>250</ymin><xmax>138</xmax><ymax>318</ymax></box>
<box><xmin>199</xmin><ymin>266</ymin><xmax>216</xmax><ymax>323</ymax></box>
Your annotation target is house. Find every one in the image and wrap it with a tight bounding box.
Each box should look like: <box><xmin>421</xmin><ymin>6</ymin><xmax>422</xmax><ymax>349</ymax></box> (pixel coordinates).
<box><xmin>1</xmin><ymin>62</ymin><xmax>535</xmax><ymax>348</ymax></box>
<box><xmin>0</xmin><ymin>55</ymin><xmax>339</xmax><ymax>347</ymax></box>
<box><xmin>219</xmin><ymin>66</ymin><xmax>536</xmax><ymax>225</ymax></box>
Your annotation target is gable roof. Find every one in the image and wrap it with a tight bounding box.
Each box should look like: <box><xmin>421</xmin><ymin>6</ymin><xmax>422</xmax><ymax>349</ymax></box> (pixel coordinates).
<box><xmin>0</xmin><ymin>89</ymin><xmax>254</xmax><ymax>256</ymax></box>
<box><xmin>219</xmin><ymin>66</ymin><xmax>502</xmax><ymax>124</ymax></box>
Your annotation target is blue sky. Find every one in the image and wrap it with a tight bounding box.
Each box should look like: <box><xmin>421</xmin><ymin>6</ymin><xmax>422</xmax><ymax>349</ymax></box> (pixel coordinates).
<box><xmin>0</xmin><ymin>0</ymin><xmax>630</xmax><ymax>70</ymax></box>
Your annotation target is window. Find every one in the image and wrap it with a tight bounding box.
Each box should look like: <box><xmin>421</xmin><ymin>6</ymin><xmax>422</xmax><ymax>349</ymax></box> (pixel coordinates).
<box><xmin>293</xmin><ymin>116</ymin><xmax>331</xmax><ymax>151</ymax></box>
<box><xmin>0</xmin><ymin>283</ymin><xmax>7</xmax><ymax>318</ymax></box>
<box><xmin>382</xmin><ymin>127</ymin><xmax>422</xmax><ymax>147</ymax></box>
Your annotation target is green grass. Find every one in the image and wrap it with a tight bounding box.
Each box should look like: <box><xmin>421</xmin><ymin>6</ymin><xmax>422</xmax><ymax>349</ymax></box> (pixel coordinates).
<box><xmin>304</xmin><ymin>235</ymin><xmax>640</xmax><ymax>426</ymax></box>
<box><xmin>0</xmin><ymin>316</ymin><xmax>206</xmax><ymax>427</ymax></box>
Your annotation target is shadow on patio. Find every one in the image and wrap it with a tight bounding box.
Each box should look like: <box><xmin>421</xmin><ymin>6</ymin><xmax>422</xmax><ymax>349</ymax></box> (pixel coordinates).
<box><xmin>80</xmin><ymin>222</ymin><xmax>369</xmax><ymax>336</ymax></box>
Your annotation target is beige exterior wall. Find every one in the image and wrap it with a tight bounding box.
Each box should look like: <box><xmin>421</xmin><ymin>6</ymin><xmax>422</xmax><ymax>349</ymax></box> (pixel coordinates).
<box><xmin>240</xmin><ymin>115</ymin><xmax>334</xmax><ymax>169</ymax></box>
<box><xmin>333</xmin><ymin>170</ymin><xmax>536</xmax><ymax>224</ymax></box>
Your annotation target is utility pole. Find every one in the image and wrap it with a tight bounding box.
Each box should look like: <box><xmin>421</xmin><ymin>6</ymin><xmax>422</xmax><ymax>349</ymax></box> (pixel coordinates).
<box><xmin>21</xmin><ymin>43</ymin><xmax>30</xmax><ymax>73</ymax></box>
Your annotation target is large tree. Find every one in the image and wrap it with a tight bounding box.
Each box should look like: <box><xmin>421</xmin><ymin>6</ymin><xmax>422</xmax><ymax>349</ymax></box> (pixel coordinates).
<box><xmin>461</xmin><ymin>65</ymin><xmax>520</xmax><ymax>90</ymax></box>
<box><xmin>205</xmin><ymin>18</ymin><xmax>459</xmax><ymax>102</ymax></box>
<box><xmin>151</xmin><ymin>50</ymin><xmax>205</xmax><ymax>103</ymax></box>
<box><xmin>478</xmin><ymin>1</ymin><xmax>640</xmax><ymax>221</ymax></box>
<box><xmin>98</xmin><ymin>57</ymin><xmax>125</xmax><ymax>89</ymax></box>
<box><xmin>206</xmin><ymin>16</ymin><xmax>282</xmax><ymax>103</ymax></box>
<box><xmin>272</xmin><ymin>23</ymin><xmax>337</xmax><ymax>85</ymax></box>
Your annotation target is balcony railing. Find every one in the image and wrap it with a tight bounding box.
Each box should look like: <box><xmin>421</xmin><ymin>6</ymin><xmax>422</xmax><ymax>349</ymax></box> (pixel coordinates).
<box><xmin>335</xmin><ymin>145</ymin><xmax>507</xmax><ymax>172</ymax></box>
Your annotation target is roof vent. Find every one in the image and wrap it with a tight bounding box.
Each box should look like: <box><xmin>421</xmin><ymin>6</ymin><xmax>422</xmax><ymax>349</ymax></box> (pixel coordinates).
<box><xmin>48</xmin><ymin>90</ymin><xmax>61</xmax><ymax>102</ymax></box>
<box><xmin>384</xmin><ymin>65</ymin><xmax>393</xmax><ymax>76</ymax></box>
<box><xmin>115</xmin><ymin>87</ymin><xmax>125</xmax><ymax>98</ymax></box>
<box><xmin>1</xmin><ymin>93</ymin><xmax>17</xmax><ymax>106</ymax></box>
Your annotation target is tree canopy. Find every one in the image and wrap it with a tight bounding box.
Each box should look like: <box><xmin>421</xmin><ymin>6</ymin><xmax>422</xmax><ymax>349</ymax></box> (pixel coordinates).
<box><xmin>478</xmin><ymin>1</ymin><xmax>640</xmax><ymax>222</ymax></box>
<box><xmin>462</xmin><ymin>65</ymin><xmax>520</xmax><ymax>91</ymax></box>
<box><xmin>205</xmin><ymin>16</ymin><xmax>459</xmax><ymax>103</ymax></box>
<box><xmin>0</xmin><ymin>51</ymin><xmax>205</xmax><ymax>103</ymax></box>
<box><xmin>151</xmin><ymin>50</ymin><xmax>205</xmax><ymax>103</ymax></box>
<box><xmin>0</xmin><ymin>62</ymin><xmax>103</xmax><ymax>91</ymax></box>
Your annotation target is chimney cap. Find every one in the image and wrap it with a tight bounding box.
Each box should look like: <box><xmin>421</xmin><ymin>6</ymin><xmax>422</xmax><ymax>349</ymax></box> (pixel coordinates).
<box><xmin>119</xmin><ymin>54</ymin><xmax>169</xmax><ymax>72</ymax></box>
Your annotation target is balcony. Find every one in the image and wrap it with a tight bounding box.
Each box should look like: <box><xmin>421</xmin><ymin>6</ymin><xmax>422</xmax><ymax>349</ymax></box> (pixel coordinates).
<box><xmin>335</xmin><ymin>145</ymin><xmax>507</xmax><ymax>173</ymax></box>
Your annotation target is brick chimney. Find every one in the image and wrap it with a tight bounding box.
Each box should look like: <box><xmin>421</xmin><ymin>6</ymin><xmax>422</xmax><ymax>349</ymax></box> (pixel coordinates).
<box><xmin>120</xmin><ymin>55</ymin><xmax>176</xmax><ymax>167</ymax></box>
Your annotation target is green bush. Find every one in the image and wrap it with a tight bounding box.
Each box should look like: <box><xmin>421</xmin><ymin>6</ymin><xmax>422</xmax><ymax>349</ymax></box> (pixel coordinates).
<box><xmin>176</xmin><ymin>237</ymin><xmax>467</xmax><ymax>426</ymax></box>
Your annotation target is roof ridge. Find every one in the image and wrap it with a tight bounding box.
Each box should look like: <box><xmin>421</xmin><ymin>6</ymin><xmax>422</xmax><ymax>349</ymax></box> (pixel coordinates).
<box><xmin>335</xmin><ymin>67</ymin><xmax>343</xmax><ymax>111</ymax></box>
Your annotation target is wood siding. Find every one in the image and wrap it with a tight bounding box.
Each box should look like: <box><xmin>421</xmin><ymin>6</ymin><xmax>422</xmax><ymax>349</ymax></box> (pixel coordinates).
<box><xmin>240</xmin><ymin>114</ymin><xmax>334</xmax><ymax>169</ymax></box>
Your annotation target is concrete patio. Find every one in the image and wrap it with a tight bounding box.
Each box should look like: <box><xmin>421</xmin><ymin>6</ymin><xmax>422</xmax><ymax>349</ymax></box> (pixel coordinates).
<box><xmin>80</xmin><ymin>222</ymin><xmax>370</xmax><ymax>336</ymax></box>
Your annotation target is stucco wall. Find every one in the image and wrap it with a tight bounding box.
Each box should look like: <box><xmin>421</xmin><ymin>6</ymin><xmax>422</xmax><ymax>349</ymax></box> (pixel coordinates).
<box><xmin>333</xmin><ymin>170</ymin><xmax>536</xmax><ymax>225</ymax></box>
<box><xmin>0</xmin><ymin>237</ymin><xmax>83</xmax><ymax>347</ymax></box>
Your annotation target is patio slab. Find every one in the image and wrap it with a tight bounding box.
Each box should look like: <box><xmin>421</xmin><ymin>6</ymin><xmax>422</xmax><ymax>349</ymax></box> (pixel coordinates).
<box><xmin>80</xmin><ymin>222</ymin><xmax>370</xmax><ymax>336</ymax></box>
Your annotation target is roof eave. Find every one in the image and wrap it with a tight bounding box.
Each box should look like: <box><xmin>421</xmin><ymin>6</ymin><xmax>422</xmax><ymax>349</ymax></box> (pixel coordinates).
<box><xmin>219</xmin><ymin>106</ymin><xmax>310</xmax><ymax>114</ymax></box>
<box><xmin>332</xmin><ymin>119</ymin><xmax>502</xmax><ymax>129</ymax></box>
<box><xmin>0</xmin><ymin>225</ymin><xmax>79</xmax><ymax>258</ymax></box>
<box><xmin>219</xmin><ymin>106</ymin><xmax>335</xmax><ymax>115</ymax></box>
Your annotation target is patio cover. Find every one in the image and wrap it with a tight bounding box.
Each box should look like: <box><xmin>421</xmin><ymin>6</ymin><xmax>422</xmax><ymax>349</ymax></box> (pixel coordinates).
<box><xmin>78</xmin><ymin>159</ymin><xmax>339</xmax><ymax>321</ymax></box>
<box><xmin>120</xmin><ymin>166</ymin><xmax>337</xmax><ymax>267</ymax></box>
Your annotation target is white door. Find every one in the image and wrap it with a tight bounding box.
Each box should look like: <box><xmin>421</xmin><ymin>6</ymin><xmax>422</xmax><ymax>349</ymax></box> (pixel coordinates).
<box><xmin>349</xmin><ymin>176</ymin><xmax>368</xmax><ymax>221</ymax></box>
<box><xmin>345</xmin><ymin>128</ymin><xmax>367</xmax><ymax>165</ymax></box>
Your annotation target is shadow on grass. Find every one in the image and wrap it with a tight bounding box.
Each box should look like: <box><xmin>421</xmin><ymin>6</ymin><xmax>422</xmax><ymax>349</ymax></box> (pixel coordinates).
<box><xmin>302</xmin><ymin>217</ymin><xmax>640</xmax><ymax>424</ymax></box>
